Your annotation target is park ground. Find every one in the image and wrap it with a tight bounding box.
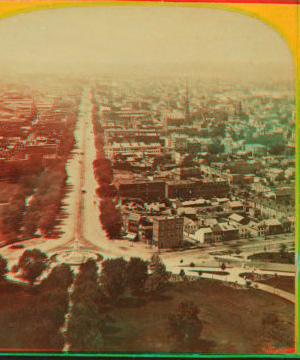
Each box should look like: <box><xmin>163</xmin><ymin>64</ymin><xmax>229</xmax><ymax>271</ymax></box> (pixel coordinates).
<box><xmin>0</xmin><ymin>278</ymin><xmax>294</xmax><ymax>353</ymax></box>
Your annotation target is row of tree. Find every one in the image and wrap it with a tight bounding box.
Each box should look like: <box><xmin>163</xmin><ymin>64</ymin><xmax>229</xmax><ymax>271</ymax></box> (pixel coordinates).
<box><xmin>66</xmin><ymin>255</ymin><xmax>168</xmax><ymax>351</ymax></box>
<box><xmin>1</xmin><ymin>162</ymin><xmax>69</xmax><ymax>243</ymax></box>
<box><xmin>26</xmin><ymin>263</ymin><xmax>74</xmax><ymax>350</ymax></box>
<box><xmin>91</xmin><ymin>95</ymin><xmax>122</xmax><ymax>239</ymax></box>
<box><xmin>0</xmin><ymin>101</ymin><xmax>80</xmax><ymax>244</ymax></box>
<box><xmin>66</xmin><ymin>259</ymin><xmax>113</xmax><ymax>351</ymax></box>
<box><xmin>0</xmin><ymin>250</ymin><xmax>73</xmax><ymax>350</ymax></box>
<box><xmin>25</xmin><ymin>162</ymin><xmax>69</xmax><ymax>238</ymax></box>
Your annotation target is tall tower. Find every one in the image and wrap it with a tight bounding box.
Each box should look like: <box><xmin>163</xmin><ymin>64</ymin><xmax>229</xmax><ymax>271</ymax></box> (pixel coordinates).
<box><xmin>236</xmin><ymin>101</ymin><xmax>242</xmax><ymax>116</ymax></box>
<box><xmin>109</xmin><ymin>80</ymin><xmax>115</xmax><ymax>107</ymax></box>
<box><xmin>185</xmin><ymin>81</ymin><xmax>191</xmax><ymax>124</ymax></box>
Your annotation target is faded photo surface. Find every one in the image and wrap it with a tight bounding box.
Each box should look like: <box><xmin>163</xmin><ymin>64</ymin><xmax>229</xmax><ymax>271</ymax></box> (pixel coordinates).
<box><xmin>0</xmin><ymin>5</ymin><xmax>295</xmax><ymax>354</ymax></box>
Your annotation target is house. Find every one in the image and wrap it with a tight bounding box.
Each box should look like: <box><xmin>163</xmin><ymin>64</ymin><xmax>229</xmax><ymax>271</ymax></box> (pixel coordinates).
<box><xmin>223</xmin><ymin>200</ymin><xmax>244</xmax><ymax>212</ymax></box>
<box><xmin>248</xmin><ymin>221</ymin><xmax>267</xmax><ymax>238</ymax></box>
<box><xmin>213</xmin><ymin>222</ymin><xmax>239</xmax><ymax>241</ymax></box>
<box><xmin>228</xmin><ymin>213</ymin><xmax>250</xmax><ymax>238</ymax></box>
<box><xmin>280</xmin><ymin>217</ymin><xmax>295</xmax><ymax>233</ymax></box>
<box><xmin>122</xmin><ymin>212</ymin><xmax>141</xmax><ymax>235</ymax></box>
<box><xmin>194</xmin><ymin>227</ymin><xmax>214</xmax><ymax>243</ymax></box>
<box><xmin>263</xmin><ymin>219</ymin><xmax>283</xmax><ymax>235</ymax></box>
<box><xmin>184</xmin><ymin>217</ymin><xmax>197</xmax><ymax>235</ymax></box>
<box><xmin>181</xmin><ymin>198</ymin><xmax>210</xmax><ymax>208</ymax></box>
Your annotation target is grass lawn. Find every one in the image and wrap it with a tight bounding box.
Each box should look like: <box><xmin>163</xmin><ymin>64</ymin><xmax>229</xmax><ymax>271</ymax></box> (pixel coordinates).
<box><xmin>0</xmin><ymin>282</ymin><xmax>38</xmax><ymax>350</ymax></box>
<box><xmin>0</xmin><ymin>279</ymin><xmax>294</xmax><ymax>354</ymax></box>
<box><xmin>248</xmin><ymin>252</ymin><xmax>295</xmax><ymax>264</ymax></box>
<box><xmin>258</xmin><ymin>276</ymin><xmax>295</xmax><ymax>294</ymax></box>
<box><xmin>101</xmin><ymin>279</ymin><xmax>294</xmax><ymax>354</ymax></box>
<box><xmin>0</xmin><ymin>281</ymin><xmax>63</xmax><ymax>351</ymax></box>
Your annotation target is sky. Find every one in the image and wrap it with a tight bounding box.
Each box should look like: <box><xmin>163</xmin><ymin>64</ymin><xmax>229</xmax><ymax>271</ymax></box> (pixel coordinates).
<box><xmin>0</xmin><ymin>6</ymin><xmax>294</xmax><ymax>80</ymax></box>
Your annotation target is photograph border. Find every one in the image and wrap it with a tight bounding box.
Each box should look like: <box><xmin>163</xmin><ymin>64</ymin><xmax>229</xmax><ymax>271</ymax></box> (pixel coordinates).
<box><xmin>0</xmin><ymin>0</ymin><xmax>298</xmax><ymax>357</ymax></box>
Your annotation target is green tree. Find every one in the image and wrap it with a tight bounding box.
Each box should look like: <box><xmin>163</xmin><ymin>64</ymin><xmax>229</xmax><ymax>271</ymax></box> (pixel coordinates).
<box><xmin>167</xmin><ymin>301</ymin><xmax>203</xmax><ymax>346</ymax></box>
<box><xmin>24</xmin><ymin>210</ymin><xmax>40</xmax><ymax>239</ymax></box>
<box><xmin>75</xmin><ymin>259</ymin><xmax>99</xmax><ymax>286</ymax></box>
<box><xmin>145</xmin><ymin>254</ymin><xmax>168</xmax><ymax>293</ymax></box>
<box><xmin>72</xmin><ymin>280</ymin><xmax>105</xmax><ymax>306</ymax></box>
<box><xmin>208</xmin><ymin>139</ymin><xmax>224</xmax><ymax>155</ymax></box>
<box><xmin>0</xmin><ymin>255</ymin><xmax>8</xmax><ymax>282</ymax></box>
<box><xmin>269</xmin><ymin>143</ymin><xmax>285</xmax><ymax>155</ymax></box>
<box><xmin>235</xmin><ymin>248</ymin><xmax>242</xmax><ymax>255</ymax></box>
<box><xmin>18</xmin><ymin>249</ymin><xmax>49</xmax><ymax>285</ymax></box>
<box><xmin>1</xmin><ymin>193</ymin><xmax>26</xmax><ymax>241</ymax></box>
<box><xmin>279</xmin><ymin>243</ymin><xmax>288</xmax><ymax>258</ymax></box>
<box><xmin>40</xmin><ymin>263</ymin><xmax>74</xmax><ymax>291</ymax></box>
<box><xmin>27</xmin><ymin>319</ymin><xmax>64</xmax><ymax>350</ymax></box>
<box><xmin>260</xmin><ymin>312</ymin><xmax>292</xmax><ymax>349</ymax></box>
<box><xmin>126</xmin><ymin>257</ymin><xmax>148</xmax><ymax>295</ymax></box>
<box><xmin>99</xmin><ymin>257</ymin><xmax>128</xmax><ymax>300</ymax></box>
<box><xmin>220</xmin><ymin>262</ymin><xmax>226</xmax><ymax>271</ymax></box>
<box><xmin>100</xmin><ymin>198</ymin><xmax>122</xmax><ymax>239</ymax></box>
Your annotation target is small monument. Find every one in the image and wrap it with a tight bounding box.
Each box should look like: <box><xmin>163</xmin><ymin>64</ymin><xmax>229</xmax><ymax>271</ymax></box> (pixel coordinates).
<box><xmin>54</xmin><ymin>235</ymin><xmax>100</xmax><ymax>266</ymax></box>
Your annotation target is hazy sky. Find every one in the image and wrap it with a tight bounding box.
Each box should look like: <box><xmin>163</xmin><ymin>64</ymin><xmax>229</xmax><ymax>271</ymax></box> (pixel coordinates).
<box><xmin>0</xmin><ymin>6</ymin><xmax>294</xmax><ymax>79</ymax></box>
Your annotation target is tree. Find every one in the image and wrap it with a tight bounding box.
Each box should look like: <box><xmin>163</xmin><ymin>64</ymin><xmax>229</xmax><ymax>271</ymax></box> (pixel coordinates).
<box><xmin>235</xmin><ymin>248</ymin><xmax>242</xmax><ymax>255</ymax></box>
<box><xmin>67</xmin><ymin>314</ymin><xmax>105</xmax><ymax>351</ymax></box>
<box><xmin>145</xmin><ymin>255</ymin><xmax>168</xmax><ymax>293</ymax></box>
<box><xmin>99</xmin><ymin>258</ymin><xmax>128</xmax><ymax>300</ymax></box>
<box><xmin>208</xmin><ymin>139</ymin><xmax>224</xmax><ymax>155</ymax></box>
<box><xmin>179</xmin><ymin>269</ymin><xmax>187</xmax><ymax>281</ymax></box>
<box><xmin>220</xmin><ymin>262</ymin><xmax>226</xmax><ymax>271</ymax></box>
<box><xmin>1</xmin><ymin>193</ymin><xmax>26</xmax><ymax>240</ymax></box>
<box><xmin>27</xmin><ymin>319</ymin><xmax>64</xmax><ymax>350</ymax></box>
<box><xmin>72</xmin><ymin>280</ymin><xmax>105</xmax><ymax>306</ymax></box>
<box><xmin>18</xmin><ymin>249</ymin><xmax>49</xmax><ymax>285</ymax></box>
<box><xmin>126</xmin><ymin>257</ymin><xmax>148</xmax><ymax>295</ymax></box>
<box><xmin>99</xmin><ymin>198</ymin><xmax>122</xmax><ymax>239</ymax></box>
<box><xmin>38</xmin><ymin>208</ymin><xmax>57</xmax><ymax>237</ymax></box>
<box><xmin>279</xmin><ymin>243</ymin><xmax>288</xmax><ymax>259</ymax></box>
<box><xmin>40</xmin><ymin>263</ymin><xmax>74</xmax><ymax>291</ymax></box>
<box><xmin>24</xmin><ymin>210</ymin><xmax>40</xmax><ymax>239</ymax></box>
<box><xmin>269</xmin><ymin>143</ymin><xmax>285</xmax><ymax>155</ymax></box>
<box><xmin>260</xmin><ymin>312</ymin><xmax>292</xmax><ymax>349</ymax></box>
<box><xmin>167</xmin><ymin>301</ymin><xmax>203</xmax><ymax>346</ymax></box>
<box><xmin>0</xmin><ymin>255</ymin><xmax>8</xmax><ymax>282</ymax></box>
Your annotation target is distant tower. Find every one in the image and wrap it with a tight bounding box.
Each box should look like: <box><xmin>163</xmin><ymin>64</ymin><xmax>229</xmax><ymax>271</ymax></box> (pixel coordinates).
<box><xmin>164</xmin><ymin>114</ymin><xmax>168</xmax><ymax>135</ymax></box>
<box><xmin>185</xmin><ymin>81</ymin><xmax>191</xmax><ymax>124</ymax></box>
<box><xmin>109</xmin><ymin>80</ymin><xmax>115</xmax><ymax>107</ymax></box>
<box><xmin>29</xmin><ymin>97</ymin><xmax>38</xmax><ymax>122</ymax></box>
<box><xmin>236</xmin><ymin>101</ymin><xmax>242</xmax><ymax>116</ymax></box>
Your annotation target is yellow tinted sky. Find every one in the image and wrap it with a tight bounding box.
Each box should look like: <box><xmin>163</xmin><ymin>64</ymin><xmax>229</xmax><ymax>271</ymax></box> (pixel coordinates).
<box><xmin>0</xmin><ymin>4</ymin><xmax>295</xmax><ymax>80</ymax></box>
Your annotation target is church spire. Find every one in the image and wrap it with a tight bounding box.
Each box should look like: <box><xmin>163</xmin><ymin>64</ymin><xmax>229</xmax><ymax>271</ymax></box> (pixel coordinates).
<box><xmin>185</xmin><ymin>80</ymin><xmax>191</xmax><ymax>123</ymax></box>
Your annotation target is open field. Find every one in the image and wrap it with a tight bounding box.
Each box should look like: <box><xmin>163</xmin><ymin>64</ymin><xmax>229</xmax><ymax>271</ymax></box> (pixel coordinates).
<box><xmin>100</xmin><ymin>279</ymin><xmax>294</xmax><ymax>353</ymax></box>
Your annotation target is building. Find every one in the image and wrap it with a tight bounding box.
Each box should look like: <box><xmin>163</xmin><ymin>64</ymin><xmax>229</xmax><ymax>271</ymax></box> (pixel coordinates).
<box><xmin>170</xmin><ymin>133</ymin><xmax>189</xmax><ymax>150</ymax></box>
<box><xmin>228</xmin><ymin>213</ymin><xmax>250</xmax><ymax>238</ymax></box>
<box><xmin>172</xmin><ymin>167</ymin><xmax>202</xmax><ymax>180</ymax></box>
<box><xmin>104</xmin><ymin>141</ymin><xmax>162</xmax><ymax>160</ymax></box>
<box><xmin>194</xmin><ymin>228</ymin><xmax>214</xmax><ymax>243</ymax></box>
<box><xmin>165</xmin><ymin>180</ymin><xmax>196</xmax><ymax>199</ymax></box>
<box><xmin>116</xmin><ymin>179</ymin><xmax>166</xmax><ymax>202</ymax></box>
<box><xmin>184</xmin><ymin>217</ymin><xmax>197</xmax><ymax>234</ymax></box>
<box><xmin>213</xmin><ymin>222</ymin><xmax>239</xmax><ymax>241</ymax></box>
<box><xmin>149</xmin><ymin>215</ymin><xmax>184</xmax><ymax>249</ymax></box>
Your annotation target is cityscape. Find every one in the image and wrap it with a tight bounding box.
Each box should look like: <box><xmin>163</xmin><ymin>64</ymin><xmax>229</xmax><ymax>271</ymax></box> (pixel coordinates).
<box><xmin>0</xmin><ymin>5</ymin><xmax>296</xmax><ymax>355</ymax></box>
